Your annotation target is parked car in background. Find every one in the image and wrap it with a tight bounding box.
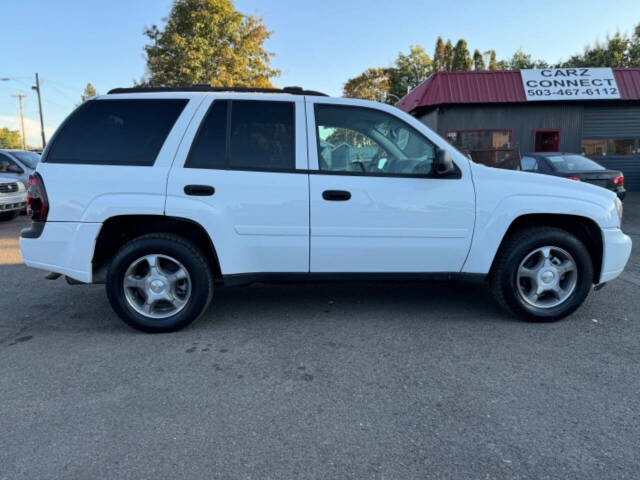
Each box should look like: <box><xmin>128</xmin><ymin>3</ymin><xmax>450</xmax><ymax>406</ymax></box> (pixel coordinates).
<box><xmin>0</xmin><ymin>149</ymin><xmax>41</xmax><ymax>186</ymax></box>
<box><xmin>0</xmin><ymin>176</ymin><xmax>26</xmax><ymax>221</ymax></box>
<box><xmin>520</xmin><ymin>152</ymin><xmax>626</xmax><ymax>200</ymax></box>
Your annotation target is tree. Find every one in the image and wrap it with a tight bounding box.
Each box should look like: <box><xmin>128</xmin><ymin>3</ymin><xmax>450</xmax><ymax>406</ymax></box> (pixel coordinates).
<box><xmin>80</xmin><ymin>83</ymin><xmax>97</xmax><ymax>102</ymax></box>
<box><xmin>504</xmin><ymin>49</ymin><xmax>548</xmax><ymax>69</ymax></box>
<box><xmin>630</xmin><ymin>24</ymin><xmax>640</xmax><ymax>66</ymax></box>
<box><xmin>485</xmin><ymin>50</ymin><xmax>498</xmax><ymax>70</ymax></box>
<box><xmin>343</xmin><ymin>68</ymin><xmax>390</xmax><ymax>103</ymax></box>
<box><xmin>560</xmin><ymin>24</ymin><xmax>640</xmax><ymax>68</ymax></box>
<box><xmin>473</xmin><ymin>49</ymin><xmax>486</xmax><ymax>70</ymax></box>
<box><xmin>443</xmin><ymin>40</ymin><xmax>454</xmax><ymax>70</ymax></box>
<box><xmin>388</xmin><ymin>45</ymin><xmax>432</xmax><ymax>100</ymax></box>
<box><xmin>451</xmin><ymin>39</ymin><xmax>472</xmax><ymax>71</ymax></box>
<box><xmin>433</xmin><ymin>37</ymin><xmax>446</xmax><ymax>72</ymax></box>
<box><xmin>141</xmin><ymin>0</ymin><xmax>280</xmax><ymax>87</ymax></box>
<box><xmin>0</xmin><ymin>127</ymin><xmax>22</xmax><ymax>149</ymax></box>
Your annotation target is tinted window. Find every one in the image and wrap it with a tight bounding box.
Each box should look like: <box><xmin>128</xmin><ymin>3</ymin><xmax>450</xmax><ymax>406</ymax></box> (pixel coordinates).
<box><xmin>315</xmin><ymin>104</ymin><xmax>436</xmax><ymax>176</ymax></box>
<box><xmin>47</xmin><ymin>99</ymin><xmax>187</xmax><ymax>166</ymax></box>
<box><xmin>546</xmin><ymin>154</ymin><xmax>605</xmax><ymax>172</ymax></box>
<box><xmin>185</xmin><ymin>101</ymin><xmax>228</xmax><ymax>169</ymax></box>
<box><xmin>229</xmin><ymin>101</ymin><xmax>295</xmax><ymax>170</ymax></box>
<box><xmin>521</xmin><ymin>156</ymin><xmax>539</xmax><ymax>172</ymax></box>
<box><xmin>11</xmin><ymin>151</ymin><xmax>40</xmax><ymax>169</ymax></box>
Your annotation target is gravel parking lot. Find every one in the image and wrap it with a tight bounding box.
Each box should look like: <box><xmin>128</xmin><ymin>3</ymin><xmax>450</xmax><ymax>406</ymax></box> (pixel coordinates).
<box><xmin>1</xmin><ymin>199</ymin><xmax>639</xmax><ymax>480</ymax></box>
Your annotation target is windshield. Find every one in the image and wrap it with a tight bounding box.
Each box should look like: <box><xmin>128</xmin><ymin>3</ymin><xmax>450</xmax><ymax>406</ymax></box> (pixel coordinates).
<box><xmin>546</xmin><ymin>154</ymin><xmax>605</xmax><ymax>172</ymax></box>
<box><xmin>11</xmin><ymin>151</ymin><xmax>40</xmax><ymax>169</ymax></box>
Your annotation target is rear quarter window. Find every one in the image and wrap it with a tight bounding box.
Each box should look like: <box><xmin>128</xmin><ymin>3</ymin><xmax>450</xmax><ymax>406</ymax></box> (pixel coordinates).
<box><xmin>45</xmin><ymin>99</ymin><xmax>187</xmax><ymax>166</ymax></box>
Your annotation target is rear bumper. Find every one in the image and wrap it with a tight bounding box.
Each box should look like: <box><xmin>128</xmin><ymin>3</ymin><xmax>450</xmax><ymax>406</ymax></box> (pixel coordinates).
<box><xmin>20</xmin><ymin>221</ymin><xmax>101</xmax><ymax>283</ymax></box>
<box><xmin>599</xmin><ymin>227</ymin><xmax>632</xmax><ymax>283</ymax></box>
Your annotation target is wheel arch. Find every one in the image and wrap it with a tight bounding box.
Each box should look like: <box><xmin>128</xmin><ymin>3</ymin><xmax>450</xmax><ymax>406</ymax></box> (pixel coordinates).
<box><xmin>92</xmin><ymin>215</ymin><xmax>222</xmax><ymax>283</ymax></box>
<box><xmin>489</xmin><ymin>213</ymin><xmax>603</xmax><ymax>283</ymax></box>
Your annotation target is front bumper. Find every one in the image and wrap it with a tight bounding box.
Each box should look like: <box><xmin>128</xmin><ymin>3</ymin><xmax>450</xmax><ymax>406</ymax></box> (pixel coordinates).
<box><xmin>599</xmin><ymin>227</ymin><xmax>632</xmax><ymax>283</ymax></box>
<box><xmin>0</xmin><ymin>192</ymin><xmax>27</xmax><ymax>212</ymax></box>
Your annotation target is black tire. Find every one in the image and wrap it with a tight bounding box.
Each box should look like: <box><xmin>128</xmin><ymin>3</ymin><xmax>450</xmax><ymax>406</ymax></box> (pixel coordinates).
<box><xmin>106</xmin><ymin>233</ymin><xmax>214</xmax><ymax>333</ymax></box>
<box><xmin>0</xmin><ymin>211</ymin><xmax>19</xmax><ymax>221</ymax></box>
<box><xmin>490</xmin><ymin>227</ymin><xmax>593</xmax><ymax>322</ymax></box>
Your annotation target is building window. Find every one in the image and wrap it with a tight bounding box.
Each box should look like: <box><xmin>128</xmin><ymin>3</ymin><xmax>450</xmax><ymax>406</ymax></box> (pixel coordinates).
<box><xmin>608</xmin><ymin>139</ymin><xmax>635</xmax><ymax>155</ymax></box>
<box><xmin>581</xmin><ymin>139</ymin><xmax>606</xmax><ymax>156</ymax></box>
<box><xmin>445</xmin><ymin>130</ymin><xmax>512</xmax><ymax>152</ymax></box>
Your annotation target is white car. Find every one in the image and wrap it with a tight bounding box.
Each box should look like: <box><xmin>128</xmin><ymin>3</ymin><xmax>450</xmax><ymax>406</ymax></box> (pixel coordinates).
<box><xmin>0</xmin><ymin>176</ymin><xmax>26</xmax><ymax>221</ymax></box>
<box><xmin>20</xmin><ymin>86</ymin><xmax>632</xmax><ymax>332</ymax></box>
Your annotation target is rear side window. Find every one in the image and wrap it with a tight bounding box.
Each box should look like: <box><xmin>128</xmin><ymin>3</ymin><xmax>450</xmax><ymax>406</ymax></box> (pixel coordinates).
<box><xmin>185</xmin><ymin>101</ymin><xmax>228</xmax><ymax>169</ymax></box>
<box><xmin>229</xmin><ymin>101</ymin><xmax>294</xmax><ymax>170</ymax></box>
<box><xmin>46</xmin><ymin>99</ymin><xmax>187</xmax><ymax>166</ymax></box>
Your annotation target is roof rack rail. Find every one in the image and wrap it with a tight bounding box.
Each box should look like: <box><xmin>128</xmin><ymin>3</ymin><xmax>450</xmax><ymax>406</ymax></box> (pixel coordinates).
<box><xmin>107</xmin><ymin>85</ymin><xmax>328</xmax><ymax>96</ymax></box>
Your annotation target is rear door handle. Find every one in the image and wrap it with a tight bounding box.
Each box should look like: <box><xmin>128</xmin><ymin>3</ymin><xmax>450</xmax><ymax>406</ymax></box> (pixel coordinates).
<box><xmin>184</xmin><ymin>185</ymin><xmax>215</xmax><ymax>196</ymax></box>
<box><xmin>322</xmin><ymin>190</ymin><xmax>351</xmax><ymax>201</ymax></box>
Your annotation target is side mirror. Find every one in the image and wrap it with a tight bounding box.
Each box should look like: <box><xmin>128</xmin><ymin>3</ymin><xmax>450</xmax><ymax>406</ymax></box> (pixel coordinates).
<box><xmin>434</xmin><ymin>149</ymin><xmax>455</xmax><ymax>176</ymax></box>
<box><xmin>7</xmin><ymin>164</ymin><xmax>23</xmax><ymax>174</ymax></box>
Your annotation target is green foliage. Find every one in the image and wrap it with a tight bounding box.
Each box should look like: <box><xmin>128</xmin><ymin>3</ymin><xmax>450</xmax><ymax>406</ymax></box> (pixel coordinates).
<box><xmin>141</xmin><ymin>0</ymin><xmax>280</xmax><ymax>87</ymax></box>
<box><xmin>505</xmin><ymin>48</ymin><xmax>549</xmax><ymax>69</ymax></box>
<box><xmin>486</xmin><ymin>50</ymin><xmax>498</xmax><ymax>70</ymax></box>
<box><xmin>389</xmin><ymin>45</ymin><xmax>432</xmax><ymax>100</ymax></box>
<box><xmin>0</xmin><ymin>127</ymin><xmax>22</xmax><ymax>149</ymax></box>
<box><xmin>443</xmin><ymin>40</ymin><xmax>453</xmax><ymax>70</ymax></box>
<box><xmin>473</xmin><ymin>50</ymin><xmax>485</xmax><ymax>70</ymax></box>
<box><xmin>343</xmin><ymin>68</ymin><xmax>390</xmax><ymax>103</ymax></box>
<box><xmin>81</xmin><ymin>83</ymin><xmax>97</xmax><ymax>102</ymax></box>
<box><xmin>433</xmin><ymin>37</ymin><xmax>446</xmax><ymax>72</ymax></box>
<box><xmin>560</xmin><ymin>27</ymin><xmax>640</xmax><ymax>67</ymax></box>
<box><xmin>451</xmin><ymin>39</ymin><xmax>472</xmax><ymax>71</ymax></box>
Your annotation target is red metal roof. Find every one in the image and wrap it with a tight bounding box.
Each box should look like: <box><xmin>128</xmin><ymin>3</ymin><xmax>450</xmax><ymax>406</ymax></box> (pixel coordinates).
<box><xmin>396</xmin><ymin>68</ymin><xmax>640</xmax><ymax>113</ymax></box>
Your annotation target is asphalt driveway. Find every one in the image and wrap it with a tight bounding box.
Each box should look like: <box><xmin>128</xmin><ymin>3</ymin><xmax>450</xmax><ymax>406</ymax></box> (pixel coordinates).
<box><xmin>1</xmin><ymin>198</ymin><xmax>639</xmax><ymax>480</ymax></box>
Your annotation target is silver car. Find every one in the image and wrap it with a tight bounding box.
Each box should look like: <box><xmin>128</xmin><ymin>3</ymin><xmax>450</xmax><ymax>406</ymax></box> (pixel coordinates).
<box><xmin>0</xmin><ymin>149</ymin><xmax>41</xmax><ymax>186</ymax></box>
<box><xmin>0</xmin><ymin>175</ymin><xmax>27</xmax><ymax>221</ymax></box>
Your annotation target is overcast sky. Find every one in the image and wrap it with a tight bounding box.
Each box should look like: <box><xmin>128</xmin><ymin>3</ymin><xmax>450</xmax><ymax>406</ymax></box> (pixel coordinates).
<box><xmin>1</xmin><ymin>0</ymin><xmax>639</xmax><ymax>147</ymax></box>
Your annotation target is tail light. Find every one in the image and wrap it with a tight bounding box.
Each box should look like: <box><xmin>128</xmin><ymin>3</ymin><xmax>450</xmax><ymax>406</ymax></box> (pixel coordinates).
<box><xmin>567</xmin><ymin>176</ymin><xmax>581</xmax><ymax>181</ymax></box>
<box><xmin>612</xmin><ymin>174</ymin><xmax>624</xmax><ymax>186</ymax></box>
<box><xmin>26</xmin><ymin>173</ymin><xmax>49</xmax><ymax>221</ymax></box>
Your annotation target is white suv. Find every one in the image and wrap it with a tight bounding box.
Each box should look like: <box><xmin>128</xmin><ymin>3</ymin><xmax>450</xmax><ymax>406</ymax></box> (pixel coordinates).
<box><xmin>20</xmin><ymin>86</ymin><xmax>632</xmax><ymax>332</ymax></box>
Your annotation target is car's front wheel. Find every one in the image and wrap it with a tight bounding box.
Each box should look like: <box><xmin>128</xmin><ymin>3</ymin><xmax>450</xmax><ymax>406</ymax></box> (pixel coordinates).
<box><xmin>490</xmin><ymin>227</ymin><xmax>593</xmax><ymax>321</ymax></box>
<box><xmin>106</xmin><ymin>233</ymin><xmax>214</xmax><ymax>333</ymax></box>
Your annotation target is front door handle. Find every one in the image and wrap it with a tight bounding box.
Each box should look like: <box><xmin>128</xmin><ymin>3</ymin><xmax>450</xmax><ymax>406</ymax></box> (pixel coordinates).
<box><xmin>184</xmin><ymin>184</ymin><xmax>215</xmax><ymax>196</ymax></box>
<box><xmin>322</xmin><ymin>190</ymin><xmax>351</xmax><ymax>201</ymax></box>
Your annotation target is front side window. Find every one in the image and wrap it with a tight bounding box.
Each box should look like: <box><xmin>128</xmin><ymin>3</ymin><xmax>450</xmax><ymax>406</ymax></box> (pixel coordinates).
<box><xmin>229</xmin><ymin>101</ymin><xmax>295</xmax><ymax>170</ymax></box>
<box><xmin>47</xmin><ymin>99</ymin><xmax>187</xmax><ymax>166</ymax></box>
<box><xmin>315</xmin><ymin>104</ymin><xmax>436</xmax><ymax>176</ymax></box>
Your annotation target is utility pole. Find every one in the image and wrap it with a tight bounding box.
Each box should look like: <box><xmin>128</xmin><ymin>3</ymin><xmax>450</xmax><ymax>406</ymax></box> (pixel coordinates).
<box><xmin>11</xmin><ymin>93</ymin><xmax>27</xmax><ymax>150</ymax></box>
<box><xmin>32</xmin><ymin>73</ymin><xmax>46</xmax><ymax>149</ymax></box>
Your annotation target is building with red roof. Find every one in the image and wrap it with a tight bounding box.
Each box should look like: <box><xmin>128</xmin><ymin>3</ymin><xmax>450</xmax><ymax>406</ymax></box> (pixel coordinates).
<box><xmin>396</xmin><ymin>68</ymin><xmax>640</xmax><ymax>190</ymax></box>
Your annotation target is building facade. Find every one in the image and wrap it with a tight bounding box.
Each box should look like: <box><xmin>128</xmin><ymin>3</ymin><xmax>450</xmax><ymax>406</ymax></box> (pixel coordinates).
<box><xmin>397</xmin><ymin>69</ymin><xmax>640</xmax><ymax>190</ymax></box>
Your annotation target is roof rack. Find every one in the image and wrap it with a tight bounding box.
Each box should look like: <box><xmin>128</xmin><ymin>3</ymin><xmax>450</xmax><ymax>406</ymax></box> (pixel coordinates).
<box><xmin>107</xmin><ymin>85</ymin><xmax>328</xmax><ymax>96</ymax></box>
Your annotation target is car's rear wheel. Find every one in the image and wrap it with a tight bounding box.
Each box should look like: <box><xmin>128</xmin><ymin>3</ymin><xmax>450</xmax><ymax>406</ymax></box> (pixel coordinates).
<box><xmin>106</xmin><ymin>233</ymin><xmax>214</xmax><ymax>333</ymax></box>
<box><xmin>490</xmin><ymin>227</ymin><xmax>593</xmax><ymax>321</ymax></box>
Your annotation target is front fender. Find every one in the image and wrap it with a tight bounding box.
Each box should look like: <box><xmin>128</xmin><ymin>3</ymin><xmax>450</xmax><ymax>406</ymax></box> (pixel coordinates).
<box><xmin>462</xmin><ymin>193</ymin><xmax>617</xmax><ymax>275</ymax></box>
